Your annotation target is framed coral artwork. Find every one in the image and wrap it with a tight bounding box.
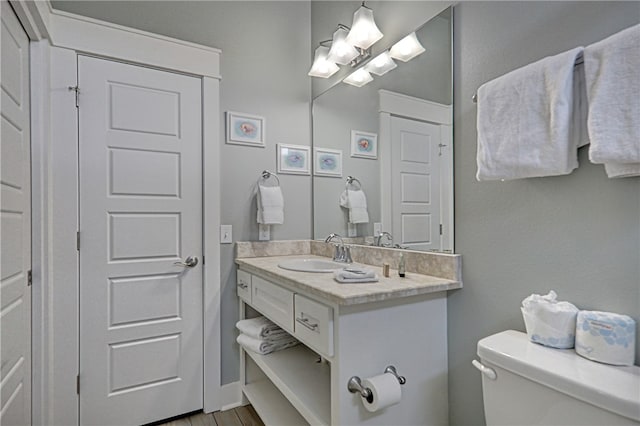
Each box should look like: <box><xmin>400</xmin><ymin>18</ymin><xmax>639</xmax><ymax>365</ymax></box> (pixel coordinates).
<box><xmin>226</xmin><ymin>111</ymin><xmax>265</xmax><ymax>147</ymax></box>
<box><xmin>350</xmin><ymin>130</ymin><xmax>377</xmax><ymax>159</ymax></box>
<box><xmin>277</xmin><ymin>144</ymin><xmax>310</xmax><ymax>175</ymax></box>
<box><xmin>314</xmin><ymin>148</ymin><xmax>342</xmax><ymax>177</ymax></box>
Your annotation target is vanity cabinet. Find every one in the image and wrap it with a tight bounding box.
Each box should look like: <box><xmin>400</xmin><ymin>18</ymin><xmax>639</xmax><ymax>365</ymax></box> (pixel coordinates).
<box><xmin>236</xmin><ymin>260</ymin><xmax>455</xmax><ymax>426</ymax></box>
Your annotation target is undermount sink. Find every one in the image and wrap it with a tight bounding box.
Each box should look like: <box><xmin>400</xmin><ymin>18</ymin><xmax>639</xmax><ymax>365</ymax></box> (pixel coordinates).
<box><xmin>278</xmin><ymin>258</ymin><xmax>346</xmax><ymax>273</ymax></box>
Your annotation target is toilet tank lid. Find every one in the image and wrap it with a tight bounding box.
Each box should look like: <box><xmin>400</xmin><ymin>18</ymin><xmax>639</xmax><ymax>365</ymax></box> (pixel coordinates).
<box><xmin>477</xmin><ymin>330</ymin><xmax>640</xmax><ymax>422</ymax></box>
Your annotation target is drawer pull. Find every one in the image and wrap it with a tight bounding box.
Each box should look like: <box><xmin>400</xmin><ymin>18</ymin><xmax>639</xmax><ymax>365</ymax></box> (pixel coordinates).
<box><xmin>296</xmin><ymin>316</ymin><xmax>319</xmax><ymax>331</ymax></box>
<box><xmin>238</xmin><ymin>282</ymin><xmax>248</xmax><ymax>289</ymax></box>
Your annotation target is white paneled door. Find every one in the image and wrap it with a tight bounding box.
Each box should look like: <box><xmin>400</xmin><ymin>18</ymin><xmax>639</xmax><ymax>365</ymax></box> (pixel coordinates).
<box><xmin>1</xmin><ymin>2</ymin><xmax>32</xmax><ymax>425</ymax></box>
<box><xmin>391</xmin><ymin>116</ymin><xmax>441</xmax><ymax>251</ymax></box>
<box><xmin>78</xmin><ymin>56</ymin><xmax>203</xmax><ymax>425</ymax></box>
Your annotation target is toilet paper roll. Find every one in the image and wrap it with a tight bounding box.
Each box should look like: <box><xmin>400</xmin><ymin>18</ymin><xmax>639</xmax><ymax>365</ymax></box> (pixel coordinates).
<box><xmin>575</xmin><ymin>310</ymin><xmax>636</xmax><ymax>366</ymax></box>
<box><xmin>361</xmin><ymin>373</ymin><xmax>402</xmax><ymax>413</ymax></box>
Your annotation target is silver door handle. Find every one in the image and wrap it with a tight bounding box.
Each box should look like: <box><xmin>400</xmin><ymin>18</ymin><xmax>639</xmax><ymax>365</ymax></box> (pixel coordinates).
<box><xmin>174</xmin><ymin>256</ymin><xmax>198</xmax><ymax>268</ymax></box>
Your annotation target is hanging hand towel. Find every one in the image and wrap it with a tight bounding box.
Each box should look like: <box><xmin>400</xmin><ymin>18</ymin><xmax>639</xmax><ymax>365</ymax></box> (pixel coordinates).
<box><xmin>584</xmin><ymin>24</ymin><xmax>640</xmax><ymax>178</ymax></box>
<box><xmin>476</xmin><ymin>47</ymin><xmax>584</xmax><ymax>180</ymax></box>
<box><xmin>339</xmin><ymin>189</ymin><xmax>369</xmax><ymax>224</ymax></box>
<box><xmin>257</xmin><ymin>184</ymin><xmax>284</xmax><ymax>225</ymax></box>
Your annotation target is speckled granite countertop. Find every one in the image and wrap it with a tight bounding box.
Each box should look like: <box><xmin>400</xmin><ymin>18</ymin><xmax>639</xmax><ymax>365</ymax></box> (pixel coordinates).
<box><xmin>235</xmin><ymin>254</ymin><xmax>461</xmax><ymax>306</ymax></box>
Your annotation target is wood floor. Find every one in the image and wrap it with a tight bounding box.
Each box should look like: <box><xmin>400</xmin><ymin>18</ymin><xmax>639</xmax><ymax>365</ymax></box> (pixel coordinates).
<box><xmin>156</xmin><ymin>406</ymin><xmax>264</xmax><ymax>426</ymax></box>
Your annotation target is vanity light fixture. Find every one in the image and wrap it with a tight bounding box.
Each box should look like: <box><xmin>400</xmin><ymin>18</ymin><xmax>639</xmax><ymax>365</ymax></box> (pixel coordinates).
<box><xmin>327</xmin><ymin>26</ymin><xmax>360</xmax><ymax>65</ymax></box>
<box><xmin>345</xmin><ymin>2</ymin><xmax>384</xmax><ymax>50</ymax></box>
<box><xmin>343</xmin><ymin>68</ymin><xmax>373</xmax><ymax>87</ymax></box>
<box><xmin>308</xmin><ymin>45</ymin><xmax>340</xmax><ymax>78</ymax></box>
<box><xmin>365</xmin><ymin>51</ymin><xmax>397</xmax><ymax>76</ymax></box>
<box><xmin>389</xmin><ymin>32</ymin><xmax>425</xmax><ymax>62</ymax></box>
<box><xmin>308</xmin><ymin>2</ymin><xmax>382</xmax><ymax>79</ymax></box>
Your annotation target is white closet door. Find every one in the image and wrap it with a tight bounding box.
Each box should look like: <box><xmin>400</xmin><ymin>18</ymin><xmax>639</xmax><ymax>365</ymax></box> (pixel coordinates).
<box><xmin>391</xmin><ymin>116</ymin><xmax>441</xmax><ymax>251</ymax></box>
<box><xmin>1</xmin><ymin>1</ymin><xmax>32</xmax><ymax>424</ymax></box>
<box><xmin>78</xmin><ymin>55</ymin><xmax>203</xmax><ymax>425</ymax></box>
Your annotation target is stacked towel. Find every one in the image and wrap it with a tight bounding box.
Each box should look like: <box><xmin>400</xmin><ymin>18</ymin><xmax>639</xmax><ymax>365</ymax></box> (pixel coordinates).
<box><xmin>334</xmin><ymin>267</ymin><xmax>378</xmax><ymax>283</ymax></box>
<box><xmin>584</xmin><ymin>24</ymin><xmax>640</xmax><ymax>178</ymax></box>
<box><xmin>476</xmin><ymin>47</ymin><xmax>584</xmax><ymax>180</ymax></box>
<box><xmin>236</xmin><ymin>316</ymin><xmax>298</xmax><ymax>355</ymax></box>
<box><xmin>339</xmin><ymin>189</ymin><xmax>369</xmax><ymax>223</ymax></box>
<box><xmin>257</xmin><ymin>184</ymin><xmax>284</xmax><ymax>224</ymax></box>
<box><xmin>236</xmin><ymin>316</ymin><xmax>289</xmax><ymax>340</ymax></box>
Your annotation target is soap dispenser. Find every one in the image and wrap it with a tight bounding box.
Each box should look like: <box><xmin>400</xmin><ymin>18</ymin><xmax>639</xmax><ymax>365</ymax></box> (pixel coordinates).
<box><xmin>398</xmin><ymin>253</ymin><xmax>406</xmax><ymax>277</ymax></box>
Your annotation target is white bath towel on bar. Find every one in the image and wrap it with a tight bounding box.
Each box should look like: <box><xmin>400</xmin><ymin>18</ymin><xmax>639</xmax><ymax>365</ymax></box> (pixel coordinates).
<box><xmin>257</xmin><ymin>183</ymin><xmax>284</xmax><ymax>224</ymax></box>
<box><xmin>339</xmin><ymin>189</ymin><xmax>369</xmax><ymax>223</ymax></box>
<box><xmin>584</xmin><ymin>24</ymin><xmax>640</xmax><ymax>178</ymax></box>
<box><xmin>476</xmin><ymin>47</ymin><xmax>584</xmax><ymax>180</ymax></box>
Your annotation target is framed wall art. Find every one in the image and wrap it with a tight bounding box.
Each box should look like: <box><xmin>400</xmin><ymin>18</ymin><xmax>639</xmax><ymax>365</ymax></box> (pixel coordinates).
<box><xmin>351</xmin><ymin>130</ymin><xmax>378</xmax><ymax>159</ymax></box>
<box><xmin>226</xmin><ymin>111</ymin><xmax>265</xmax><ymax>147</ymax></box>
<box><xmin>314</xmin><ymin>148</ymin><xmax>342</xmax><ymax>177</ymax></box>
<box><xmin>277</xmin><ymin>144</ymin><xmax>310</xmax><ymax>175</ymax></box>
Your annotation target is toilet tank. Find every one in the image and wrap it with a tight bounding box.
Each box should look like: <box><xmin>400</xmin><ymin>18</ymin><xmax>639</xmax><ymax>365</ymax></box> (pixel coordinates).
<box><xmin>476</xmin><ymin>330</ymin><xmax>640</xmax><ymax>425</ymax></box>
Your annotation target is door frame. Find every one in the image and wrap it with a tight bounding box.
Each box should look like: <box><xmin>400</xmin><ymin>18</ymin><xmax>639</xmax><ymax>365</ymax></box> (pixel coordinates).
<box><xmin>378</xmin><ymin>89</ymin><xmax>454</xmax><ymax>252</ymax></box>
<box><xmin>10</xmin><ymin>2</ymin><xmax>223</xmax><ymax>425</ymax></box>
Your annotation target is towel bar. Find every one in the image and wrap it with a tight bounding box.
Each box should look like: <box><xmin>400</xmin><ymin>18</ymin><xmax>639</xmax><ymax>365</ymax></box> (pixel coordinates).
<box><xmin>345</xmin><ymin>175</ymin><xmax>362</xmax><ymax>190</ymax></box>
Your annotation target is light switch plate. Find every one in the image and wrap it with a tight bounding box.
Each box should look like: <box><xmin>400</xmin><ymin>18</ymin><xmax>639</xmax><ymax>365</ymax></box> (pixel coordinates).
<box><xmin>259</xmin><ymin>224</ymin><xmax>270</xmax><ymax>241</ymax></box>
<box><xmin>220</xmin><ymin>225</ymin><xmax>232</xmax><ymax>244</ymax></box>
<box><xmin>373</xmin><ymin>222</ymin><xmax>382</xmax><ymax>236</ymax></box>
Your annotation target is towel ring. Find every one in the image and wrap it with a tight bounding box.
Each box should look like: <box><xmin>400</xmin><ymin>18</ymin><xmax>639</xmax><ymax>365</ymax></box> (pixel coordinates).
<box><xmin>346</xmin><ymin>176</ymin><xmax>362</xmax><ymax>190</ymax></box>
<box><xmin>258</xmin><ymin>170</ymin><xmax>280</xmax><ymax>186</ymax></box>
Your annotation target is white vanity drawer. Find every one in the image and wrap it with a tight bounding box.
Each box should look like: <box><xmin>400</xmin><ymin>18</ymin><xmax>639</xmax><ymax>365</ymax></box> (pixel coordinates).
<box><xmin>294</xmin><ymin>294</ymin><xmax>334</xmax><ymax>357</ymax></box>
<box><xmin>236</xmin><ymin>270</ymin><xmax>252</xmax><ymax>303</ymax></box>
<box><xmin>252</xmin><ymin>276</ymin><xmax>294</xmax><ymax>332</ymax></box>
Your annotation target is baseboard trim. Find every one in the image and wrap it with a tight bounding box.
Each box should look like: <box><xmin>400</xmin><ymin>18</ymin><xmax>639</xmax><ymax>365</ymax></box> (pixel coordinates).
<box><xmin>219</xmin><ymin>381</ymin><xmax>245</xmax><ymax>412</ymax></box>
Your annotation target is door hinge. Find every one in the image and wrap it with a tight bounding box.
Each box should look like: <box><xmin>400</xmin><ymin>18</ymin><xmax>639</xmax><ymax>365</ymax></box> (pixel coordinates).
<box><xmin>68</xmin><ymin>86</ymin><xmax>79</xmax><ymax>108</ymax></box>
<box><xmin>439</xmin><ymin>224</ymin><xmax>443</xmax><ymax>235</ymax></box>
<box><xmin>76</xmin><ymin>375</ymin><xmax>80</xmax><ymax>394</ymax></box>
<box><xmin>76</xmin><ymin>231</ymin><xmax>80</xmax><ymax>251</ymax></box>
<box><xmin>27</xmin><ymin>270</ymin><xmax>32</xmax><ymax>286</ymax></box>
<box><xmin>202</xmin><ymin>256</ymin><xmax>205</xmax><ymax>265</ymax></box>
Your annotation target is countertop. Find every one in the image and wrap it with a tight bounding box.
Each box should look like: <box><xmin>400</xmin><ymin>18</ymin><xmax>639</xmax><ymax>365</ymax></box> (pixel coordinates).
<box><xmin>235</xmin><ymin>254</ymin><xmax>462</xmax><ymax>306</ymax></box>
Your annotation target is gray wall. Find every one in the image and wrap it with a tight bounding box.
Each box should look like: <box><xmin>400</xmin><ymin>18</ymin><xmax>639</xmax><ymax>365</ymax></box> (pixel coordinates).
<box><xmin>51</xmin><ymin>1</ymin><xmax>312</xmax><ymax>384</ymax></box>
<box><xmin>451</xmin><ymin>2</ymin><xmax>640</xmax><ymax>424</ymax></box>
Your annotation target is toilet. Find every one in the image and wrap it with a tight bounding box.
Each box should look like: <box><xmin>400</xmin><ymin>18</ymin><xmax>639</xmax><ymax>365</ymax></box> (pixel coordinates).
<box><xmin>474</xmin><ymin>330</ymin><xmax>640</xmax><ymax>425</ymax></box>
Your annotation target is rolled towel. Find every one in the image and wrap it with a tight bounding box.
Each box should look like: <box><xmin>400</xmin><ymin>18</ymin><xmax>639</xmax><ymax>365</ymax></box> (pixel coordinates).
<box><xmin>257</xmin><ymin>184</ymin><xmax>284</xmax><ymax>225</ymax></box>
<box><xmin>334</xmin><ymin>267</ymin><xmax>378</xmax><ymax>283</ymax></box>
<box><xmin>476</xmin><ymin>47</ymin><xmax>584</xmax><ymax>180</ymax></box>
<box><xmin>236</xmin><ymin>333</ymin><xmax>299</xmax><ymax>355</ymax></box>
<box><xmin>236</xmin><ymin>316</ymin><xmax>288</xmax><ymax>340</ymax></box>
<box><xmin>584</xmin><ymin>24</ymin><xmax>640</xmax><ymax>178</ymax></box>
<box><xmin>339</xmin><ymin>189</ymin><xmax>369</xmax><ymax>224</ymax></box>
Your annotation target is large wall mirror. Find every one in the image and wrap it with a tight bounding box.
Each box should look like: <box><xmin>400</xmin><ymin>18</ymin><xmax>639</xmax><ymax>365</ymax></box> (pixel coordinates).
<box><xmin>312</xmin><ymin>5</ymin><xmax>453</xmax><ymax>252</ymax></box>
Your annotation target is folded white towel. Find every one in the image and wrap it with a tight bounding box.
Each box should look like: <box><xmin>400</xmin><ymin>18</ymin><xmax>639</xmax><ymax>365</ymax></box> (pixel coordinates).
<box><xmin>584</xmin><ymin>24</ymin><xmax>640</xmax><ymax>178</ymax></box>
<box><xmin>236</xmin><ymin>333</ymin><xmax>299</xmax><ymax>355</ymax></box>
<box><xmin>334</xmin><ymin>268</ymin><xmax>378</xmax><ymax>283</ymax></box>
<box><xmin>236</xmin><ymin>316</ymin><xmax>288</xmax><ymax>340</ymax></box>
<box><xmin>339</xmin><ymin>189</ymin><xmax>369</xmax><ymax>223</ymax></box>
<box><xmin>476</xmin><ymin>47</ymin><xmax>584</xmax><ymax>180</ymax></box>
<box><xmin>257</xmin><ymin>184</ymin><xmax>284</xmax><ymax>225</ymax></box>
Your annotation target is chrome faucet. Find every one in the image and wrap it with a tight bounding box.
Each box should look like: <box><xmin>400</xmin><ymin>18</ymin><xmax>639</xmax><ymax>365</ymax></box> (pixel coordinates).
<box><xmin>325</xmin><ymin>233</ymin><xmax>352</xmax><ymax>263</ymax></box>
<box><xmin>374</xmin><ymin>231</ymin><xmax>393</xmax><ymax>247</ymax></box>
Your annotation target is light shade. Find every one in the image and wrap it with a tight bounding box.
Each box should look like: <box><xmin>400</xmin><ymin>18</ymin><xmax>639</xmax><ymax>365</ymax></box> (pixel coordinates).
<box><xmin>343</xmin><ymin>68</ymin><xmax>374</xmax><ymax>87</ymax></box>
<box><xmin>389</xmin><ymin>32</ymin><xmax>425</xmax><ymax>62</ymax></box>
<box><xmin>365</xmin><ymin>51</ymin><xmax>397</xmax><ymax>76</ymax></box>
<box><xmin>327</xmin><ymin>27</ymin><xmax>360</xmax><ymax>65</ymax></box>
<box><xmin>345</xmin><ymin>5</ymin><xmax>383</xmax><ymax>50</ymax></box>
<box><xmin>308</xmin><ymin>46</ymin><xmax>340</xmax><ymax>78</ymax></box>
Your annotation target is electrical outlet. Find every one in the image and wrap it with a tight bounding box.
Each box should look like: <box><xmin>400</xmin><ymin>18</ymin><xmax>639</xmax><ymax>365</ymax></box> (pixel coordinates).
<box><xmin>347</xmin><ymin>223</ymin><xmax>357</xmax><ymax>237</ymax></box>
<box><xmin>220</xmin><ymin>225</ymin><xmax>232</xmax><ymax>244</ymax></box>
<box><xmin>373</xmin><ymin>222</ymin><xmax>382</xmax><ymax>236</ymax></box>
<box><xmin>259</xmin><ymin>224</ymin><xmax>270</xmax><ymax>241</ymax></box>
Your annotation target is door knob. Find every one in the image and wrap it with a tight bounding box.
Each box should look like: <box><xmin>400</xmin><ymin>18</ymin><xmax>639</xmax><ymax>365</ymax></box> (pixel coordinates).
<box><xmin>174</xmin><ymin>256</ymin><xmax>198</xmax><ymax>268</ymax></box>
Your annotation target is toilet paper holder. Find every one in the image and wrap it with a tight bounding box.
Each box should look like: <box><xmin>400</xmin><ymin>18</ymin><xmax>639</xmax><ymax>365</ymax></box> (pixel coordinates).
<box><xmin>347</xmin><ymin>365</ymin><xmax>406</xmax><ymax>401</ymax></box>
